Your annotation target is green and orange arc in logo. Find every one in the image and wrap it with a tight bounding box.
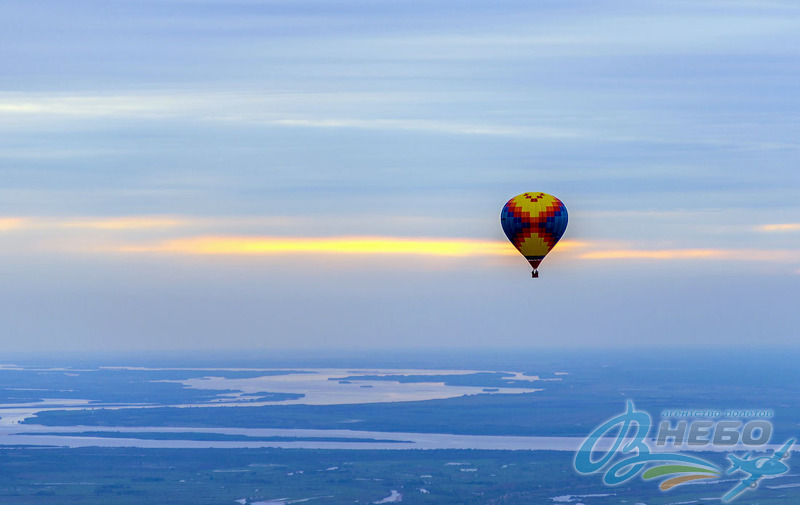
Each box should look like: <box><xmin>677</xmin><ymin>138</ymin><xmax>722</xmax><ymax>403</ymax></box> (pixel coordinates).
<box><xmin>642</xmin><ymin>464</ymin><xmax>722</xmax><ymax>490</ymax></box>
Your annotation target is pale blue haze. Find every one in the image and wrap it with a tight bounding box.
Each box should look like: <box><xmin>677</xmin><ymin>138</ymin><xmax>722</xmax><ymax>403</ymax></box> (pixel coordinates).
<box><xmin>0</xmin><ymin>0</ymin><xmax>798</xmax><ymax>350</ymax></box>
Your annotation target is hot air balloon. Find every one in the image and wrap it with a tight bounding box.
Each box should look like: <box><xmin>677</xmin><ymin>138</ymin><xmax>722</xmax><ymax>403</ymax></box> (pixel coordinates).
<box><xmin>500</xmin><ymin>192</ymin><xmax>568</xmax><ymax>278</ymax></box>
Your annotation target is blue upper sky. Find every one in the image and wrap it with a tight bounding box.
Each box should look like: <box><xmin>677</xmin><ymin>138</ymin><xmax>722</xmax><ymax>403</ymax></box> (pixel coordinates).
<box><xmin>1</xmin><ymin>0</ymin><xmax>798</xmax><ymax>351</ymax></box>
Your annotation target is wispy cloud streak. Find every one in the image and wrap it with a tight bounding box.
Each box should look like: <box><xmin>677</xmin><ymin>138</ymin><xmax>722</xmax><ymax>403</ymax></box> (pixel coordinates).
<box><xmin>59</xmin><ymin>216</ymin><xmax>186</xmax><ymax>230</ymax></box>
<box><xmin>0</xmin><ymin>216</ymin><xmax>184</xmax><ymax>231</ymax></box>
<box><xmin>580</xmin><ymin>248</ymin><xmax>800</xmax><ymax>262</ymax></box>
<box><xmin>0</xmin><ymin>92</ymin><xmax>581</xmax><ymax>139</ymax></box>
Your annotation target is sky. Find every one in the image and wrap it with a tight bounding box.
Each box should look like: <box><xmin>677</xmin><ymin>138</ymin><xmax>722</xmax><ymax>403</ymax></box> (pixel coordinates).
<box><xmin>1</xmin><ymin>0</ymin><xmax>799</xmax><ymax>352</ymax></box>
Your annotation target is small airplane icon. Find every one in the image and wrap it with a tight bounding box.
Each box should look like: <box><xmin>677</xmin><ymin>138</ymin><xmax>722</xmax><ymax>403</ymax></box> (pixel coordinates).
<box><xmin>722</xmin><ymin>439</ymin><xmax>795</xmax><ymax>502</ymax></box>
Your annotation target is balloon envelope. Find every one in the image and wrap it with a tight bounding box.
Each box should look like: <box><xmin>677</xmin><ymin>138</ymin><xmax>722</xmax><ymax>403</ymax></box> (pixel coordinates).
<box><xmin>500</xmin><ymin>192</ymin><xmax>568</xmax><ymax>276</ymax></box>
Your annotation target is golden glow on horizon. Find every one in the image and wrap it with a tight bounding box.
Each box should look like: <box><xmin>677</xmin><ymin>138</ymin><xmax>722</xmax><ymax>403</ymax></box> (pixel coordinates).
<box><xmin>547</xmin><ymin>239</ymin><xmax>590</xmax><ymax>251</ymax></box>
<box><xmin>122</xmin><ymin>236</ymin><xmax>523</xmax><ymax>257</ymax></box>
<box><xmin>580</xmin><ymin>248</ymin><xmax>800</xmax><ymax>262</ymax></box>
<box><xmin>581</xmin><ymin>249</ymin><xmax>727</xmax><ymax>260</ymax></box>
<box><xmin>759</xmin><ymin>223</ymin><xmax>800</xmax><ymax>232</ymax></box>
<box><xmin>1</xmin><ymin>213</ymin><xmax>797</xmax><ymax>268</ymax></box>
<box><xmin>0</xmin><ymin>218</ymin><xmax>27</xmax><ymax>231</ymax></box>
